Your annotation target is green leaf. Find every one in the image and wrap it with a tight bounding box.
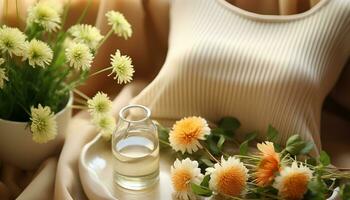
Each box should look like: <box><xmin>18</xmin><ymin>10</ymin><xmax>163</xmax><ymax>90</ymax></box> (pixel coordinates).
<box><xmin>306</xmin><ymin>177</ymin><xmax>327</xmax><ymax>200</ymax></box>
<box><xmin>156</xmin><ymin>124</ymin><xmax>170</xmax><ymax>142</ymax></box>
<box><xmin>319</xmin><ymin>151</ymin><xmax>331</xmax><ymax>166</ymax></box>
<box><xmin>306</xmin><ymin>157</ymin><xmax>317</xmax><ymax>166</ymax></box>
<box><xmin>156</xmin><ymin>124</ymin><xmax>170</xmax><ymax>148</ymax></box>
<box><xmin>273</xmin><ymin>143</ymin><xmax>283</xmax><ymax>152</ymax></box>
<box><xmin>191</xmin><ymin>183</ymin><xmax>212</xmax><ymax>197</ymax></box>
<box><xmin>300</xmin><ymin>141</ymin><xmax>314</xmax><ymax>155</ymax></box>
<box><xmin>245</xmin><ymin>131</ymin><xmax>257</xmax><ymax>141</ymax></box>
<box><xmin>340</xmin><ymin>184</ymin><xmax>350</xmax><ymax>200</ymax></box>
<box><xmin>200</xmin><ymin>175</ymin><xmax>210</xmax><ymax>188</ymax></box>
<box><xmin>211</xmin><ymin>127</ymin><xmax>233</xmax><ymax>140</ymax></box>
<box><xmin>285</xmin><ymin>134</ymin><xmax>306</xmax><ymax>155</ymax></box>
<box><xmin>267</xmin><ymin>125</ymin><xmax>278</xmax><ymax>142</ymax></box>
<box><xmin>218</xmin><ymin>117</ymin><xmax>240</xmax><ymax>132</ymax></box>
<box><xmin>217</xmin><ymin>135</ymin><xmax>225</xmax><ymax>149</ymax></box>
<box><xmin>200</xmin><ymin>158</ymin><xmax>214</xmax><ymax>167</ymax></box>
<box><xmin>239</xmin><ymin>140</ymin><xmax>249</xmax><ymax>156</ymax></box>
<box><xmin>206</xmin><ymin>134</ymin><xmax>220</xmax><ymax>155</ymax></box>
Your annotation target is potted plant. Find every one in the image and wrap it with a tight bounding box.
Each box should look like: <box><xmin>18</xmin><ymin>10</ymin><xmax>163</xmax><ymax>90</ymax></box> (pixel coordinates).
<box><xmin>0</xmin><ymin>0</ymin><xmax>134</xmax><ymax>170</ymax></box>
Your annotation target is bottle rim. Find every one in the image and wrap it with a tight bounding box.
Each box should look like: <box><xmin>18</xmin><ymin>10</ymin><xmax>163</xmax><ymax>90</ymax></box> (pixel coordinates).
<box><xmin>119</xmin><ymin>104</ymin><xmax>151</xmax><ymax>123</ymax></box>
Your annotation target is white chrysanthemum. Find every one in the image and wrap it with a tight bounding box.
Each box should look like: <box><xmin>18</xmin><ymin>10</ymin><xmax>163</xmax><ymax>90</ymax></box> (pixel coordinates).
<box><xmin>65</xmin><ymin>43</ymin><xmax>93</xmax><ymax>71</ymax></box>
<box><xmin>0</xmin><ymin>68</ymin><xmax>8</xmax><ymax>89</ymax></box>
<box><xmin>69</xmin><ymin>24</ymin><xmax>104</xmax><ymax>50</ymax></box>
<box><xmin>30</xmin><ymin>104</ymin><xmax>57</xmax><ymax>144</ymax></box>
<box><xmin>92</xmin><ymin>115</ymin><xmax>116</xmax><ymax>140</ymax></box>
<box><xmin>87</xmin><ymin>92</ymin><xmax>112</xmax><ymax>117</ymax></box>
<box><xmin>27</xmin><ymin>1</ymin><xmax>61</xmax><ymax>32</ymax></box>
<box><xmin>206</xmin><ymin>157</ymin><xmax>248</xmax><ymax>197</ymax></box>
<box><xmin>23</xmin><ymin>39</ymin><xmax>53</xmax><ymax>68</ymax></box>
<box><xmin>105</xmin><ymin>11</ymin><xmax>132</xmax><ymax>39</ymax></box>
<box><xmin>109</xmin><ymin>50</ymin><xmax>134</xmax><ymax>84</ymax></box>
<box><xmin>171</xmin><ymin>158</ymin><xmax>203</xmax><ymax>200</ymax></box>
<box><xmin>0</xmin><ymin>26</ymin><xmax>26</xmax><ymax>57</ymax></box>
<box><xmin>273</xmin><ymin>161</ymin><xmax>313</xmax><ymax>200</ymax></box>
<box><xmin>169</xmin><ymin>116</ymin><xmax>210</xmax><ymax>154</ymax></box>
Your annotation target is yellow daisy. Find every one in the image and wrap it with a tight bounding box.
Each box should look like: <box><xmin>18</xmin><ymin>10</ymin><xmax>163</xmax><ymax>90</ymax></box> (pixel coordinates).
<box><xmin>109</xmin><ymin>50</ymin><xmax>134</xmax><ymax>84</ymax></box>
<box><xmin>171</xmin><ymin>158</ymin><xmax>203</xmax><ymax>200</ymax></box>
<box><xmin>23</xmin><ymin>39</ymin><xmax>53</xmax><ymax>68</ymax></box>
<box><xmin>0</xmin><ymin>26</ymin><xmax>26</xmax><ymax>57</ymax></box>
<box><xmin>26</xmin><ymin>1</ymin><xmax>61</xmax><ymax>32</ymax></box>
<box><xmin>92</xmin><ymin>115</ymin><xmax>116</xmax><ymax>140</ymax></box>
<box><xmin>87</xmin><ymin>92</ymin><xmax>112</xmax><ymax>117</ymax></box>
<box><xmin>65</xmin><ymin>42</ymin><xmax>93</xmax><ymax>71</ymax></box>
<box><xmin>273</xmin><ymin>161</ymin><xmax>313</xmax><ymax>200</ymax></box>
<box><xmin>206</xmin><ymin>156</ymin><xmax>248</xmax><ymax>197</ymax></box>
<box><xmin>105</xmin><ymin>11</ymin><xmax>132</xmax><ymax>39</ymax></box>
<box><xmin>69</xmin><ymin>24</ymin><xmax>103</xmax><ymax>50</ymax></box>
<box><xmin>169</xmin><ymin>116</ymin><xmax>210</xmax><ymax>154</ymax></box>
<box><xmin>30</xmin><ymin>104</ymin><xmax>57</xmax><ymax>143</ymax></box>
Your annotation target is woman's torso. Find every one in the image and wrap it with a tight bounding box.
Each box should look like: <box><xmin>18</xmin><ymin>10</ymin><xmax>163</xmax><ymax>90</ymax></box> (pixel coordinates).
<box><xmin>132</xmin><ymin>0</ymin><xmax>350</xmax><ymax>151</ymax></box>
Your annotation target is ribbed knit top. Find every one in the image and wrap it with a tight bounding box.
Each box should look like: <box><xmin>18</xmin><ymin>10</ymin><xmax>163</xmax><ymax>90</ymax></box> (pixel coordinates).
<box><xmin>132</xmin><ymin>0</ymin><xmax>350</xmax><ymax>152</ymax></box>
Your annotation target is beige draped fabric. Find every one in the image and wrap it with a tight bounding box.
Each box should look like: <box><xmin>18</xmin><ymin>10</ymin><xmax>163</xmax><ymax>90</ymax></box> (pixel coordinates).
<box><xmin>0</xmin><ymin>0</ymin><xmax>349</xmax><ymax>199</ymax></box>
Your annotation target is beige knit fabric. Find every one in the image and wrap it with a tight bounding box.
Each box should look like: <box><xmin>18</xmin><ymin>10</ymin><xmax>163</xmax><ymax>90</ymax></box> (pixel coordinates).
<box><xmin>132</xmin><ymin>0</ymin><xmax>350</xmax><ymax>152</ymax></box>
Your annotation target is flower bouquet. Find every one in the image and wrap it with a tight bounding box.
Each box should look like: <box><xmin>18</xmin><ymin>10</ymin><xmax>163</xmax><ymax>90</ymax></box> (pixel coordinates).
<box><xmin>0</xmin><ymin>0</ymin><xmax>134</xmax><ymax>168</ymax></box>
<box><xmin>157</xmin><ymin>117</ymin><xmax>350</xmax><ymax>200</ymax></box>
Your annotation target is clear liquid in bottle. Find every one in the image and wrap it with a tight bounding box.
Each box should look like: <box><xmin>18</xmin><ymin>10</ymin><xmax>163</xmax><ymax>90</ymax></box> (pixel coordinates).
<box><xmin>112</xmin><ymin>105</ymin><xmax>159</xmax><ymax>190</ymax></box>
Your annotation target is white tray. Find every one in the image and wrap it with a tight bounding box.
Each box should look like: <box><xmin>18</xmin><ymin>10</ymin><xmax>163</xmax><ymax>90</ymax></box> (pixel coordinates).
<box><xmin>79</xmin><ymin>134</ymin><xmax>176</xmax><ymax>200</ymax></box>
<box><xmin>79</xmin><ymin>134</ymin><xmax>340</xmax><ymax>200</ymax></box>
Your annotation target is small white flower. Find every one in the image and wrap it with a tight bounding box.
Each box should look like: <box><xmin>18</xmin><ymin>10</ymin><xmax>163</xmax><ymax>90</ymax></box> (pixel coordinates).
<box><xmin>92</xmin><ymin>115</ymin><xmax>116</xmax><ymax>140</ymax></box>
<box><xmin>65</xmin><ymin>42</ymin><xmax>93</xmax><ymax>71</ymax></box>
<box><xmin>0</xmin><ymin>26</ymin><xmax>26</xmax><ymax>57</ymax></box>
<box><xmin>27</xmin><ymin>1</ymin><xmax>61</xmax><ymax>32</ymax></box>
<box><xmin>109</xmin><ymin>50</ymin><xmax>134</xmax><ymax>84</ymax></box>
<box><xmin>206</xmin><ymin>156</ymin><xmax>248</xmax><ymax>197</ymax></box>
<box><xmin>23</xmin><ymin>39</ymin><xmax>53</xmax><ymax>68</ymax></box>
<box><xmin>69</xmin><ymin>24</ymin><xmax>104</xmax><ymax>50</ymax></box>
<box><xmin>87</xmin><ymin>92</ymin><xmax>112</xmax><ymax>117</ymax></box>
<box><xmin>0</xmin><ymin>68</ymin><xmax>8</xmax><ymax>89</ymax></box>
<box><xmin>171</xmin><ymin>158</ymin><xmax>203</xmax><ymax>200</ymax></box>
<box><xmin>273</xmin><ymin>161</ymin><xmax>313</xmax><ymax>200</ymax></box>
<box><xmin>169</xmin><ymin>116</ymin><xmax>210</xmax><ymax>154</ymax></box>
<box><xmin>30</xmin><ymin>104</ymin><xmax>57</xmax><ymax>144</ymax></box>
<box><xmin>105</xmin><ymin>11</ymin><xmax>132</xmax><ymax>39</ymax></box>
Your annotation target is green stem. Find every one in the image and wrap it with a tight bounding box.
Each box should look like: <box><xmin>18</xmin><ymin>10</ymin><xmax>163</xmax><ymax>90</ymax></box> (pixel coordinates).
<box><xmin>74</xmin><ymin>97</ymin><xmax>88</xmax><ymax>105</ymax></box>
<box><xmin>73</xmin><ymin>89</ymin><xmax>89</xmax><ymax>100</ymax></box>
<box><xmin>76</xmin><ymin>0</ymin><xmax>92</xmax><ymax>24</ymax></box>
<box><xmin>70</xmin><ymin>105</ymin><xmax>87</xmax><ymax>110</ymax></box>
<box><xmin>60</xmin><ymin>0</ymin><xmax>71</xmax><ymax>29</ymax></box>
<box><xmin>15</xmin><ymin>0</ymin><xmax>19</xmax><ymax>24</ymax></box>
<box><xmin>89</xmin><ymin>66</ymin><xmax>112</xmax><ymax>77</ymax></box>
<box><xmin>203</xmin><ymin>146</ymin><xmax>220</xmax><ymax>163</ymax></box>
<box><xmin>96</xmin><ymin>29</ymin><xmax>114</xmax><ymax>50</ymax></box>
<box><xmin>159</xmin><ymin>139</ymin><xmax>171</xmax><ymax>146</ymax></box>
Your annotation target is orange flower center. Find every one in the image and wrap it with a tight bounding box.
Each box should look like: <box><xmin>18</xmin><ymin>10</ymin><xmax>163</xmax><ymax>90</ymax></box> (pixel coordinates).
<box><xmin>174</xmin><ymin>120</ymin><xmax>202</xmax><ymax>144</ymax></box>
<box><xmin>217</xmin><ymin>166</ymin><xmax>246</xmax><ymax>197</ymax></box>
<box><xmin>172</xmin><ymin>169</ymin><xmax>192</xmax><ymax>192</ymax></box>
<box><xmin>280</xmin><ymin>172</ymin><xmax>309</xmax><ymax>200</ymax></box>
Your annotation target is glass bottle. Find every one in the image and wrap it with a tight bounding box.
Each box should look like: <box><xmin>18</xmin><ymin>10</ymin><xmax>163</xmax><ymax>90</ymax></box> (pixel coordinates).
<box><xmin>112</xmin><ymin>104</ymin><xmax>159</xmax><ymax>190</ymax></box>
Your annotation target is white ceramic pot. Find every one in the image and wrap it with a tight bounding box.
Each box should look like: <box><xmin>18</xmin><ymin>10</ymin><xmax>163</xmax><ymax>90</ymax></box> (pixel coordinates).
<box><xmin>0</xmin><ymin>94</ymin><xmax>73</xmax><ymax>170</ymax></box>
